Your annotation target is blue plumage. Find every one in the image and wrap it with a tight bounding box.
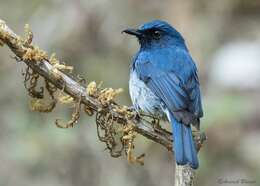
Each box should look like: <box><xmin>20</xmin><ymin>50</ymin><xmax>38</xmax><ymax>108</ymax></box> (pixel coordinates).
<box><xmin>124</xmin><ymin>20</ymin><xmax>203</xmax><ymax>169</ymax></box>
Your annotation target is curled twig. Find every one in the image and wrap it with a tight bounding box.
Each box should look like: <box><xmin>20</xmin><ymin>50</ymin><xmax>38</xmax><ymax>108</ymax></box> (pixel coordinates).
<box><xmin>122</xmin><ymin>124</ymin><xmax>145</xmax><ymax>165</ymax></box>
<box><xmin>96</xmin><ymin>110</ymin><xmax>124</xmax><ymax>158</ymax></box>
<box><xmin>55</xmin><ymin>96</ymin><xmax>82</xmax><ymax>128</ymax></box>
<box><xmin>84</xmin><ymin>105</ymin><xmax>94</xmax><ymax>116</ymax></box>
<box><xmin>23</xmin><ymin>67</ymin><xmax>44</xmax><ymax>99</ymax></box>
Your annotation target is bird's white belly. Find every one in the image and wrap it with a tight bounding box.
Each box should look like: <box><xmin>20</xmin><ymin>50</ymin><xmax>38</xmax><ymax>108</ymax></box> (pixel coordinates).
<box><xmin>129</xmin><ymin>70</ymin><xmax>163</xmax><ymax>116</ymax></box>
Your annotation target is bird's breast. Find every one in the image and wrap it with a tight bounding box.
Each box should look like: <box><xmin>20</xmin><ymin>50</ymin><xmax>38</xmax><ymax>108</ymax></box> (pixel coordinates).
<box><xmin>129</xmin><ymin>70</ymin><xmax>164</xmax><ymax>117</ymax></box>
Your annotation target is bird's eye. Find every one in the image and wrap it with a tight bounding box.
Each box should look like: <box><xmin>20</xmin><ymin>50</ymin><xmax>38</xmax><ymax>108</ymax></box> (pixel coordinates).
<box><xmin>153</xmin><ymin>30</ymin><xmax>161</xmax><ymax>40</ymax></box>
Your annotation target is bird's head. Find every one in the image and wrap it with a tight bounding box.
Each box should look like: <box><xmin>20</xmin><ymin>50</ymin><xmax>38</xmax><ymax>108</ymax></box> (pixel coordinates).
<box><xmin>123</xmin><ymin>20</ymin><xmax>186</xmax><ymax>49</ymax></box>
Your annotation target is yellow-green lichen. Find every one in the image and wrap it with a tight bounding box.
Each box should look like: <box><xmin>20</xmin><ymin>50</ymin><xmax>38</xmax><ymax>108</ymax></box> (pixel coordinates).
<box><xmin>98</xmin><ymin>88</ymin><xmax>123</xmax><ymax>106</ymax></box>
<box><xmin>58</xmin><ymin>95</ymin><xmax>74</xmax><ymax>104</ymax></box>
<box><xmin>87</xmin><ymin>81</ymin><xmax>98</xmax><ymax>97</ymax></box>
<box><xmin>22</xmin><ymin>47</ymin><xmax>48</xmax><ymax>61</ymax></box>
<box><xmin>23</xmin><ymin>24</ymin><xmax>33</xmax><ymax>45</ymax></box>
<box><xmin>30</xmin><ymin>98</ymin><xmax>56</xmax><ymax>113</ymax></box>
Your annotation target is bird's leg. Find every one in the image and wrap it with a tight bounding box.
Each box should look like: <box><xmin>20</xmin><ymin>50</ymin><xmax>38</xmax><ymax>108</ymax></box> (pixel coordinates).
<box><xmin>192</xmin><ymin>119</ymin><xmax>200</xmax><ymax>131</ymax></box>
<box><xmin>191</xmin><ymin>119</ymin><xmax>201</xmax><ymax>139</ymax></box>
<box><xmin>194</xmin><ymin>132</ymin><xmax>207</xmax><ymax>151</ymax></box>
<box><xmin>191</xmin><ymin>124</ymin><xmax>206</xmax><ymax>152</ymax></box>
<box><xmin>127</xmin><ymin>106</ymin><xmax>141</xmax><ymax>120</ymax></box>
<box><xmin>151</xmin><ymin>117</ymin><xmax>161</xmax><ymax>131</ymax></box>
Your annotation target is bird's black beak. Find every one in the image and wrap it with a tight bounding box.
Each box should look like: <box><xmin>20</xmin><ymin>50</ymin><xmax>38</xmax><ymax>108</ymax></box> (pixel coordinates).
<box><xmin>122</xmin><ymin>28</ymin><xmax>143</xmax><ymax>37</ymax></box>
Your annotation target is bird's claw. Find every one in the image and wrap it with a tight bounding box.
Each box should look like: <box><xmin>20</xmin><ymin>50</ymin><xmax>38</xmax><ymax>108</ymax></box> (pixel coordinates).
<box><xmin>127</xmin><ymin>106</ymin><xmax>141</xmax><ymax>120</ymax></box>
<box><xmin>152</xmin><ymin>117</ymin><xmax>161</xmax><ymax>131</ymax></box>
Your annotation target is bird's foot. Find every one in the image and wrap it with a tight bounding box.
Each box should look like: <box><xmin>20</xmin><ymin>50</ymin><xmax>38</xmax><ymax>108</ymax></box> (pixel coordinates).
<box><xmin>192</xmin><ymin>130</ymin><xmax>207</xmax><ymax>151</ymax></box>
<box><xmin>151</xmin><ymin>117</ymin><xmax>161</xmax><ymax>131</ymax></box>
<box><xmin>127</xmin><ymin>106</ymin><xmax>141</xmax><ymax>120</ymax></box>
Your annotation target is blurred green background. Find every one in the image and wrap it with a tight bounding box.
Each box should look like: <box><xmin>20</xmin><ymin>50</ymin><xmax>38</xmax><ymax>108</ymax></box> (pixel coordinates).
<box><xmin>1</xmin><ymin>0</ymin><xmax>260</xmax><ymax>186</ymax></box>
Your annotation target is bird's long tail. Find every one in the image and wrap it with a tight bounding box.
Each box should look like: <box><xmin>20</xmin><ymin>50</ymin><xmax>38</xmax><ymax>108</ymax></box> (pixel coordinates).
<box><xmin>168</xmin><ymin>111</ymin><xmax>199</xmax><ymax>169</ymax></box>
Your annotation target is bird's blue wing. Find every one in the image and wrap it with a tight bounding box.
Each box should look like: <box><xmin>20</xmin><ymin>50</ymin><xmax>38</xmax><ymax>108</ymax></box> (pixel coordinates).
<box><xmin>184</xmin><ymin>71</ymin><xmax>203</xmax><ymax>118</ymax></box>
<box><xmin>134</xmin><ymin>51</ymin><xmax>203</xmax><ymax>124</ymax></box>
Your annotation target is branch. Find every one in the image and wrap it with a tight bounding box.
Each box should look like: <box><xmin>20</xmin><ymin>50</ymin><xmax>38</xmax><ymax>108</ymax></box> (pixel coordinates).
<box><xmin>175</xmin><ymin>165</ymin><xmax>195</xmax><ymax>186</ymax></box>
<box><xmin>0</xmin><ymin>19</ymin><xmax>206</xmax><ymax>186</ymax></box>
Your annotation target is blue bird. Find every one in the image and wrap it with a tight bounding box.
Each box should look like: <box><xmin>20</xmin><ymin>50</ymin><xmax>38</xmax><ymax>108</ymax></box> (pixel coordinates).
<box><xmin>123</xmin><ymin>20</ymin><xmax>203</xmax><ymax>169</ymax></box>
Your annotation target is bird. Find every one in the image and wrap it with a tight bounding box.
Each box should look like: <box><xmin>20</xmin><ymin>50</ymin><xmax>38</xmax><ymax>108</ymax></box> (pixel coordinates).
<box><xmin>123</xmin><ymin>20</ymin><xmax>203</xmax><ymax>169</ymax></box>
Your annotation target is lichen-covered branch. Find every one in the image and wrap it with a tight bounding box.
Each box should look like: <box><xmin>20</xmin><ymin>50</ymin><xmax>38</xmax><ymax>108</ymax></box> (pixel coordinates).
<box><xmin>0</xmin><ymin>18</ymin><xmax>177</xmax><ymax>151</ymax></box>
<box><xmin>0</xmin><ymin>18</ymin><xmax>206</xmax><ymax>185</ymax></box>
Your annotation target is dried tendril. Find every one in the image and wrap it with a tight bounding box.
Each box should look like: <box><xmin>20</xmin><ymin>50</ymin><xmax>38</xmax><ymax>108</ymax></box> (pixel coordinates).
<box><xmin>23</xmin><ymin>66</ymin><xmax>44</xmax><ymax>99</ymax></box>
<box><xmin>122</xmin><ymin>124</ymin><xmax>145</xmax><ymax>165</ymax></box>
<box><xmin>84</xmin><ymin>105</ymin><xmax>95</xmax><ymax>116</ymax></box>
<box><xmin>96</xmin><ymin>110</ymin><xmax>124</xmax><ymax>157</ymax></box>
<box><xmin>55</xmin><ymin>96</ymin><xmax>82</xmax><ymax>128</ymax></box>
